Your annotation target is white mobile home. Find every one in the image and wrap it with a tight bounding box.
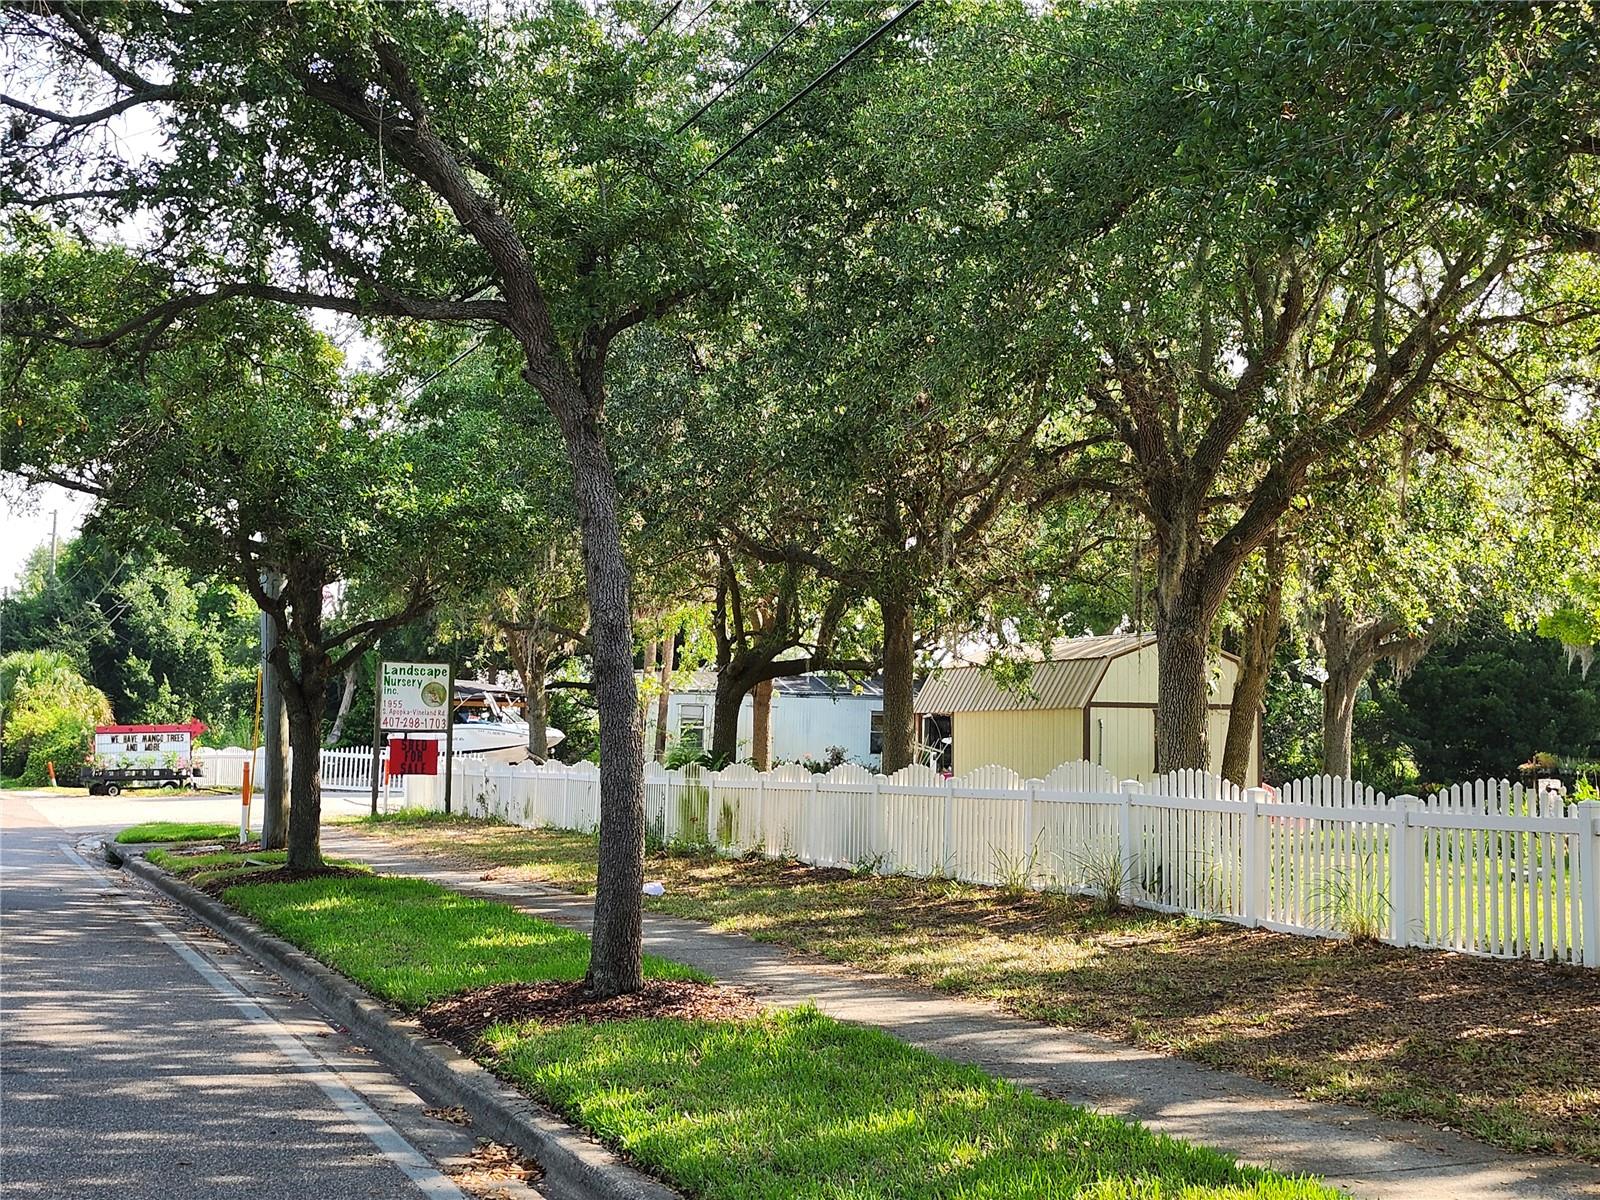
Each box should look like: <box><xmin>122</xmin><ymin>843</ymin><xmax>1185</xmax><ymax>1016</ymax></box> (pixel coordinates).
<box><xmin>645</xmin><ymin>670</ymin><xmax>885</xmax><ymax>767</ymax></box>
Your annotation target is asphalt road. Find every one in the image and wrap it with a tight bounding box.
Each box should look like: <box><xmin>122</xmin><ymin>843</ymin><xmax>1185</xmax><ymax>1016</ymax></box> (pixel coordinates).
<box><xmin>0</xmin><ymin>790</ymin><xmax>526</xmax><ymax>1200</ymax></box>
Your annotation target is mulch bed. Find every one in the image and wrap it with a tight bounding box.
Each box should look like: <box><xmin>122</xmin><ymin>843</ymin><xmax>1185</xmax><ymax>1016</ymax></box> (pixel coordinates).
<box><xmin>420</xmin><ymin>979</ymin><xmax>764</xmax><ymax>1049</ymax></box>
<box><xmin>169</xmin><ymin>840</ymin><xmax>262</xmax><ymax>855</ymax></box>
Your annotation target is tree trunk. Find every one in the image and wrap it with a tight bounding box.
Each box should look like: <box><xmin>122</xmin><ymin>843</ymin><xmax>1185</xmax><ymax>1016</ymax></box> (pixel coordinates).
<box><xmin>527</xmin><ymin>643</ymin><xmax>549</xmax><ymax>761</ymax></box>
<box><xmin>551</xmin><ymin>398</ymin><xmax>644</xmax><ymax>999</ymax></box>
<box><xmin>266</xmin><ymin>564</ymin><xmax>330</xmax><ymax>872</ymax></box>
<box><xmin>282</xmin><ymin>682</ymin><xmax>327</xmax><ymax>871</ymax></box>
<box><xmin>1319</xmin><ymin>601</ymin><xmax>1377</xmax><ymax>780</ymax></box>
<box><xmin>1153</xmin><ymin>598</ymin><xmax>1212</xmax><ymax>774</ymax></box>
<box><xmin>710</xmin><ymin>670</ymin><xmax>746</xmax><ymax>766</ymax></box>
<box><xmin>1321</xmin><ymin>663</ymin><xmax>1360</xmax><ymax>778</ymax></box>
<box><xmin>1318</xmin><ymin>601</ymin><xmax>1434</xmax><ymax>779</ymax></box>
<box><xmin>1221</xmin><ymin>540</ymin><xmax>1284</xmax><ymax>786</ymax></box>
<box><xmin>1149</xmin><ymin>511</ymin><xmax>1243</xmax><ymax>773</ymax></box>
<box><xmin>879</xmin><ymin>597</ymin><xmax>917</xmax><ymax>774</ymax></box>
<box><xmin>752</xmin><ymin>678</ymin><xmax>774</xmax><ymax>770</ymax></box>
<box><xmin>324</xmin><ymin>664</ymin><xmax>358</xmax><ymax>747</ymax></box>
<box><xmin>653</xmin><ymin>635</ymin><xmax>674</xmax><ymax>762</ymax></box>
<box><xmin>258</xmin><ymin>574</ymin><xmax>289</xmax><ymax>850</ymax></box>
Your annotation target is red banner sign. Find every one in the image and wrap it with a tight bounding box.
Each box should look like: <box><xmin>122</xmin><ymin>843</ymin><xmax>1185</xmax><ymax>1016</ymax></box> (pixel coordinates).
<box><xmin>386</xmin><ymin>737</ymin><xmax>439</xmax><ymax>777</ymax></box>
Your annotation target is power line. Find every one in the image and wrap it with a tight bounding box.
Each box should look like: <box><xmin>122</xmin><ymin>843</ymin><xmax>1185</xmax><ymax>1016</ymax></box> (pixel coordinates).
<box><xmin>641</xmin><ymin>0</ymin><xmax>683</xmax><ymax>40</ymax></box>
<box><xmin>691</xmin><ymin>0</ymin><xmax>923</xmax><ymax>184</ymax></box>
<box><xmin>403</xmin><ymin>333</ymin><xmax>491</xmax><ymax>401</ymax></box>
<box><xmin>673</xmin><ymin>0</ymin><xmax>831</xmax><ymax>136</ymax></box>
<box><xmin>678</xmin><ymin>0</ymin><xmax>716</xmax><ymax>36</ymax></box>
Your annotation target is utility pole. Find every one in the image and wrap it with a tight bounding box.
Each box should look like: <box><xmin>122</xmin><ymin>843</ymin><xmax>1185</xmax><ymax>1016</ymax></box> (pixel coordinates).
<box><xmin>0</xmin><ymin>588</ymin><xmax>8</xmax><ymax>748</ymax></box>
<box><xmin>48</xmin><ymin>511</ymin><xmax>58</xmax><ymax>584</ymax></box>
<box><xmin>258</xmin><ymin>570</ymin><xmax>290</xmax><ymax>848</ymax></box>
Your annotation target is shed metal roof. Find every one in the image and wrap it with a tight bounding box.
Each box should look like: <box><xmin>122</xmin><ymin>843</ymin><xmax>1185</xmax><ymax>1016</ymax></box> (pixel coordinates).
<box><xmin>915</xmin><ymin>633</ymin><xmax>1156</xmax><ymax>714</ymax></box>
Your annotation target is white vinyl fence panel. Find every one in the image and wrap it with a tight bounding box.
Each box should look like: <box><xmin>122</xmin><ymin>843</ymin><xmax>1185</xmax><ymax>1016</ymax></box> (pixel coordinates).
<box><xmin>381</xmin><ymin>754</ymin><xmax>1600</xmax><ymax>969</ymax></box>
<box><xmin>198</xmin><ymin>745</ymin><xmax>389</xmax><ymax>792</ymax></box>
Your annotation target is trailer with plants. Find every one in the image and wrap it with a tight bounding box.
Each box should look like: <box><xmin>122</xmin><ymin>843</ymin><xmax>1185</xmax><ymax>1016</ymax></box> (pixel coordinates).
<box><xmin>81</xmin><ymin>720</ymin><xmax>206</xmax><ymax>795</ymax></box>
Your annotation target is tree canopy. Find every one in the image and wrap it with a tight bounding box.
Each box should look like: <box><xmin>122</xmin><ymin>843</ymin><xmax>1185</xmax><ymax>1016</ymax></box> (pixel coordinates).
<box><xmin>5</xmin><ymin>0</ymin><xmax>1600</xmax><ymax>994</ymax></box>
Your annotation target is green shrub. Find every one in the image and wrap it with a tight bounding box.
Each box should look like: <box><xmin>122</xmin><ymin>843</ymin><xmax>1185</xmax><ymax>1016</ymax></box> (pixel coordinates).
<box><xmin>18</xmin><ymin>707</ymin><xmax>96</xmax><ymax>785</ymax></box>
<box><xmin>198</xmin><ymin>709</ymin><xmax>256</xmax><ymax>749</ymax></box>
<box><xmin>663</xmin><ymin>737</ymin><xmax>710</xmax><ymax>769</ymax></box>
<box><xmin>1</xmin><ymin>649</ymin><xmax>112</xmax><ymax>778</ymax></box>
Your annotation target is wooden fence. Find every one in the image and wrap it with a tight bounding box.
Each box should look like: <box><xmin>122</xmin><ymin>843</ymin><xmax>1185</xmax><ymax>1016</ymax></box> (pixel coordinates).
<box><xmin>408</xmin><ymin>756</ymin><xmax>1600</xmax><ymax>968</ymax></box>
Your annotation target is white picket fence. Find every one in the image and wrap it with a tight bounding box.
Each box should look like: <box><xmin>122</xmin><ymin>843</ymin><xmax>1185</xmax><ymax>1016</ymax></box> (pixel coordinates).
<box><xmin>197</xmin><ymin>745</ymin><xmax>388</xmax><ymax>793</ymax></box>
<box><xmin>405</xmin><ymin>756</ymin><xmax>1600</xmax><ymax>969</ymax></box>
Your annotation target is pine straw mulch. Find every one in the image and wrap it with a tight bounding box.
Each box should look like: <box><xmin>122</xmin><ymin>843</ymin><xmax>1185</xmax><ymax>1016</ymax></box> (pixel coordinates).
<box><xmin>420</xmin><ymin>979</ymin><xmax>764</xmax><ymax>1051</ymax></box>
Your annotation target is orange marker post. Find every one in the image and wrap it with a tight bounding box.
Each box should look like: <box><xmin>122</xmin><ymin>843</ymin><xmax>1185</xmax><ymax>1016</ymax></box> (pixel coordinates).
<box><xmin>239</xmin><ymin>760</ymin><xmax>253</xmax><ymax>844</ymax></box>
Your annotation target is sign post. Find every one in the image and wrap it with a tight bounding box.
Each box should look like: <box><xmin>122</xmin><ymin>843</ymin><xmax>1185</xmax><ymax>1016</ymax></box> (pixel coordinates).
<box><xmin>443</xmin><ymin>661</ymin><xmax>456</xmax><ymax>815</ymax></box>
<box><xmin>368</xmin><ymin>660</ymin><xmax>384</xmax><ymax>817</ymax></box>
<box><xmin>375</xmin><ymin>660</ymin><xmax>452</xmax><ymax>811</ymax></box>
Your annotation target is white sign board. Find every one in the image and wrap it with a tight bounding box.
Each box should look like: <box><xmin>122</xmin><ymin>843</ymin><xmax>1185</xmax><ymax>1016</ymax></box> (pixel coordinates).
<box><xmin>379</xmin><ymin>661</ymin><xmax>451</xmax><ymax>732</ymax></box>
<box><xmin>93</xmin><ymin>730</ymin><xmax>196</xmax><ymax>771</ymax></box>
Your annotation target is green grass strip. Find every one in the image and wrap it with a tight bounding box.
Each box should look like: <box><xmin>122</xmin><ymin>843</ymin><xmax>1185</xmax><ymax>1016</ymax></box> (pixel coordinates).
<box><xmin>223</xmin><ymin>874</ymin><xmax>704</xmax><ymax>1007</ymax></box>
<box><xmin>115</xmin><ymin>820</ymin><xmax>239</xmax><ymax>844</ymax></box>
<box><xmin>216</xmin><ymin>870</ymin><xmax>1334</xmax><ymax>1198</ymax></box>
<box><xmin>484</xmin><ymin>1008</ymin><xmax>1335</xmax><ymax>1200</ymax></box>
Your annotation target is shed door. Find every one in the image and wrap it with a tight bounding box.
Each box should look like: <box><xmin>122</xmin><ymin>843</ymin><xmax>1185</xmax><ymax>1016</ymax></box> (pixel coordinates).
<box><xmin>1090</xmin><ymin>707</ymin><xmax>1156</xmax><ymax>781</ymax></box>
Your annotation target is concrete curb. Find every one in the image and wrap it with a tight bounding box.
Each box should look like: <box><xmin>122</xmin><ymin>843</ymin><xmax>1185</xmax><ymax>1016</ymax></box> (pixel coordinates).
<box><xmin>103</xmin><ymin>841</ymin><xmax>682</xmax><ymax>1200</ymax></box>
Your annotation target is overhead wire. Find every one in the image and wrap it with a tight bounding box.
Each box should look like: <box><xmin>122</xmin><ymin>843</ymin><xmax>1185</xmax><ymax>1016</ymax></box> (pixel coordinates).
<box><xmin>641</xmin><ymin>0</ymin><xmax>684</xmax><ymax>40</ymax></box>
<box><xmin>690</xmin><ymin>0</ymin><xmax>924</xmax><ymax>184</ymax></box>
<box><xmin>401</xmin><ymin>332</ymin><xmax>492</xmax><ymax>401</ymax></box>
<box><xmin>673</xmin><ymin>0</ymin><xmax>832</xmax><ymax>136</ymax></box>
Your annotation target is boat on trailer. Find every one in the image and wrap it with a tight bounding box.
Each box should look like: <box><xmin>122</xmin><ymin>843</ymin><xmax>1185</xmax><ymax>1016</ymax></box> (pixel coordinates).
<box><xmin>435</xmin><ymin>679</ymin><xmax>565</xmax><ymax>765</ymax></box>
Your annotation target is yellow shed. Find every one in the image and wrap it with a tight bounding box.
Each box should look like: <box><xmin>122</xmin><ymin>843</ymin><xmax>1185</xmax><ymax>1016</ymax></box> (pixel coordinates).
<box><xmin>913</xmin><ymin>633</ymin><xmax>1260</xmax><ymax>784</ymax></box>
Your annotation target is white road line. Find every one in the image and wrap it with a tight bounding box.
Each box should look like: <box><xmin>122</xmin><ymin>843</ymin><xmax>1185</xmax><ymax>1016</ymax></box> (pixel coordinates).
<box><xmin>59</xmin><ymin>843</ymin><xmax>467</xmax><ymax>1200</ymax></box>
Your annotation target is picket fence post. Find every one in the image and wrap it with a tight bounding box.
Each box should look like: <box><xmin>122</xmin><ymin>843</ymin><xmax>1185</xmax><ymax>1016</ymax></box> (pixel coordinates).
<box><xmin>872</xmin><ymin>774</ymin><xmax>886</xmax><ymax>870</ymax></box>
<box><xmin>808</xmin><ymin>772</ymin><xmax>821</xmax><ymax>866</ymax></box>
<box><xmin>1389</xmin><ymin>795</ymin><xmax>1422</xmax><ymax>947</ymax></box>
<box><xmin>1242</xmin><ymin>786</ymin><xmax>1269</xmax><ymax>927</ymax></box>
<box><xmin>1577</xmin><ymin>800</ymin><xmax>1600</xmax><ymax>968</ymax></box>
<box><xmin>1118</xmin><ymin>780</ymin><xmax>1140</xmax><ymax>901</ymax></box>
<box><xmin>1023</xmin><ymin>780</ymin><xmax>1037</xmax><ymax>887</ymax></box>
<box><xmin>942</xmin><ymin>776</ymin><xmax>956</xmax><ymax>876</ymax></box>
<box><xmin>755</xmin><ymin>773</ymin><xmax>767</xmax><ymax>858</ymax></box>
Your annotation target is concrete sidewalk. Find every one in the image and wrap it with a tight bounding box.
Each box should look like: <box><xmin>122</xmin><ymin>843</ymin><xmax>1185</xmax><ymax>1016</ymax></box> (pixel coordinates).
<box><xmin>325</xmin><ymin>830</ymin><xmax>1600</xmax><ymax>1200</ymax></box>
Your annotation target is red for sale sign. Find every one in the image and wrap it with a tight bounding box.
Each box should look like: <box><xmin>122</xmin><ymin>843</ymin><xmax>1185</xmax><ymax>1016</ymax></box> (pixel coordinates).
<box><xmin>386</xmin><ymin>737</ymin><xmax>439</xmax><ymax>777</ymax></box>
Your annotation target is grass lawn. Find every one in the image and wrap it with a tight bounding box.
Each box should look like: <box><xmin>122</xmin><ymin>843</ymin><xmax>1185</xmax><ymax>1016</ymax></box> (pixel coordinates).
<box><xmin>224</xmin><ymin>874</ymin><xmax>704</xmax><ymax>1007</ymax></box>
<box><xmin>347</xmin><ymin>811</ymin><xmax>1600</xmax><ymax>1161</ymax></box>
<box><xmin>116</xmin><ymin>820</ymin><xmax>239</xmax><ymax>844</ymax></box>
<box><xmin>486</xmin><ymin>1008</ymin><xmax>1333</xmax><ymax>1200</ymax></box>
<box><xmin>187</xmin><ymin>850</ymin><xmax>1335</xmax><ymax>1199</ymax></box>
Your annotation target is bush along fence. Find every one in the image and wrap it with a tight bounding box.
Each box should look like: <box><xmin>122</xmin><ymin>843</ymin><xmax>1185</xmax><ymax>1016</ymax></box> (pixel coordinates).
<box><xmin>402</xmin><ymin>756</ymin><xmax>1600</xmax><ymax>969</ymax></box>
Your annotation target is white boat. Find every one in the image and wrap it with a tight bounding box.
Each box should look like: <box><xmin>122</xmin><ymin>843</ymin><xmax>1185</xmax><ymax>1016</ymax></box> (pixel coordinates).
<box><xmin>426</xmin><ymin>681</ymin><xmax>565</xmax><ymax>765</ymax></box>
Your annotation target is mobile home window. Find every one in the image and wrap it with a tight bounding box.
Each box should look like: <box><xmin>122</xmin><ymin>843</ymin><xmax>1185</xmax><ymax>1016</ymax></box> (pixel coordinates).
<box><xmin>869</xmin><ymin>710</ymin><xmax>884</xmax><ymax>755</ymax></box>
<box><xmin>679</xmin><ymin>703</ymin><xmax>706</xmax><ymax>750</ymax></box>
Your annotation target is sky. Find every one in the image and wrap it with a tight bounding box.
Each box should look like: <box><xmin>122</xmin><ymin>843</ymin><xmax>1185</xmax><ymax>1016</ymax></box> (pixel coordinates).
<box><xmin>1</xmin><ymin>484</ymin><xmax>91</xmax><ymax>593</ymax></box>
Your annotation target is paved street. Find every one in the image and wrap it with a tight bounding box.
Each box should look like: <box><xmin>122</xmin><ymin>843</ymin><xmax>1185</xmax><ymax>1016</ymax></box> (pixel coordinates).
<box><xmin>0</xmin><ymin>789</ymin><xmax>520</xmax><ymax>1200</ymax></box>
